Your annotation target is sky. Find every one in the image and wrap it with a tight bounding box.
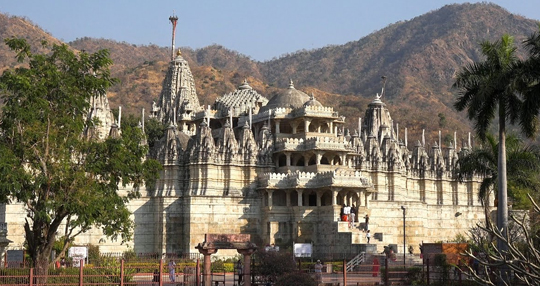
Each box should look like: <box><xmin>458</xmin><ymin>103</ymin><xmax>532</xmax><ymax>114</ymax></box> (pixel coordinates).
<box><xmin>1</xmin><ymin>1</ymin><xmax>539</xmax><ymax>61</ymax></box>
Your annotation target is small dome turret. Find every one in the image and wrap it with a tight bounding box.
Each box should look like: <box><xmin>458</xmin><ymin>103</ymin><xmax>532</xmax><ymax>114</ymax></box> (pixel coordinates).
<box><xmin>238</xmin><ymin>79</ymin><xmax>253</xmax><ymax>90</ymax></box>
<box><xmin>303</xmin><ymin>93</ymin><xmax>323</xmax><ymax>107</ymax></box>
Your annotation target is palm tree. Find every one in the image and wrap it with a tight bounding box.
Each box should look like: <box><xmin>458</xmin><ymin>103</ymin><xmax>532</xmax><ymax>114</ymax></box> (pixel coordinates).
<box><xmin>517</xmin><ymin>30</ymin><xmax>540</xmax><ymax>135</ymax></box>
<box><xmin>455</xmin><ymin>134</ymin><xmax>540</xmax><ymax>210</ymax></box>
<box><xmin>453</xmin><ymin>34</ymin><xmax>532</xmax><ymax>257</ymax></box>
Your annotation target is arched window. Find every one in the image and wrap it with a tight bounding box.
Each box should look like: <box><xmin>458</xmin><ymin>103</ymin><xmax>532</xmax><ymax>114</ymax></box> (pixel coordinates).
<box><xmin>320</xmin><ymin>156</ymin><xmax>330</xmax><ymax>165</ymax></box>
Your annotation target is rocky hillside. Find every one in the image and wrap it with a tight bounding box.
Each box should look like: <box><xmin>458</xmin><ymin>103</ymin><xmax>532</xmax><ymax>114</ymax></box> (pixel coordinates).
<box><xmin>1</xmin><ymin>3</ymin><xmax>538</xmax><ymax>142</ymax></box>
<box><xmin>0</xmin><ymin>13</ymin><xmax>63</xmax><ymax>73</ymax></box>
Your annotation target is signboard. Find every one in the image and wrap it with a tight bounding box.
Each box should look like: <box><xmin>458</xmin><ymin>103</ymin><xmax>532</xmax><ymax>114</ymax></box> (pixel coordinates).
<box><xmin>293</xmin><ymin>243</ymin><xmax>312</xmax><ymax>258</ymax></box>
<box><xmin>203</xmin><ymin>234</ymin><xmax>252</xmax><ymax>249</ymax></box>
<box><xmin>206</xmin><ymin>234</ymin><xmax>251</xmax><ymax>243</ymax></box>
<box><xmin>68</xmin><ymin>246</ymin><xmax>88</xmax><ymax>267</ymax></box>
<box><xmin>6</xmin><ymin>250</ymin><xmax>24</xmax><ymax>267</ymax></box>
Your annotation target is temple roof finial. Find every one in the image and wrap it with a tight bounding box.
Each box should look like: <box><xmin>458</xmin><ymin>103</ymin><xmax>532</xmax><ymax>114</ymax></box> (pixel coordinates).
<box><xmin>239</xmin><ymin>79</ymin><xmax>252</xmax><ymax>90</ymax></box>
<box><xmin>289</xmin><ymin>79</ymin><xmax>295</xmax><ymax>89</ymax></box>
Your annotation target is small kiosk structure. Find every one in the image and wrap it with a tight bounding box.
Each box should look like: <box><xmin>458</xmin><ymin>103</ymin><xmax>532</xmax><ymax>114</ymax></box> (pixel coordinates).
<box><xmin>196</xmin><ymin>234</ymin><xmax>257</xmax><ymax>286</ymax></box>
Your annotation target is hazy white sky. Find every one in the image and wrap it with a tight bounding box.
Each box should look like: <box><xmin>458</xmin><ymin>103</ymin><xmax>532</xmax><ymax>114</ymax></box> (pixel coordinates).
<box><xmin>1</xmin><ymin>1</ymin><xmax>539</xmax><ymax>61</ymax></box>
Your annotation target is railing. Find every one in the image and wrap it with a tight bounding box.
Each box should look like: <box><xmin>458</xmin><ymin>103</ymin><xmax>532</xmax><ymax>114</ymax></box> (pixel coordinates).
<box><xmin>346</xmin><ymin>252</ymin><xmax>365</xmax><ymax>272</ymax></box>
<box><xmin>98</xmin><ymin>252</ymin><xmax>201</xmax><ymax>262</ymax></box>
<box><xmin>0</xmin><ymin>259</ymin><xmax>204</xmax><ymax>286</ymax></box>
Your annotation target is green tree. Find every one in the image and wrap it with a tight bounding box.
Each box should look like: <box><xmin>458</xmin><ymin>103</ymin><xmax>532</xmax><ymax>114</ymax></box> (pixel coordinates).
<box><xmin>111</xmin><ymin>113</ymin><xmax>165</xmax><ymax>151</ymax></box>
<box><xmin>143</xmin><ymin>117</ymin><xmax>166</xmax><ymax>150</ymax></box>
<box><xmin>455</xmin><ymin>134</ymin><xmax>540</xmax><ymax>210</ymax></box>
<box><xmin>0</xmin><ymin>38</ymin><xmax>161</xmax><ymax>278</ymax></box>
<box><xmin>453</xmin><ymin>35</ymin><xmax>537</xmax><ymax>264</ymax></box>
<box><xmin>438</xmin><ymin>112</ymin><xmax>447</xmax><ymax>128</ymax></box>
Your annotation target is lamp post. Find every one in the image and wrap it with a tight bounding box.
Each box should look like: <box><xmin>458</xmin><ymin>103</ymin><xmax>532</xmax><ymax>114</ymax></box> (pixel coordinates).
<box><xmin>400</xmin><ymin>206</ymin><xmax>406</xmax><ymax>267</ymax></box>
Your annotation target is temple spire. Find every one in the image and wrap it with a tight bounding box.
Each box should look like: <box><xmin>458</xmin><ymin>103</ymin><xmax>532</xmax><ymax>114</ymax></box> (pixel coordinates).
<box><xmin>169</xmin><ymin>14</ymin><xmax>179</xmax><ymax>60</ymax></box>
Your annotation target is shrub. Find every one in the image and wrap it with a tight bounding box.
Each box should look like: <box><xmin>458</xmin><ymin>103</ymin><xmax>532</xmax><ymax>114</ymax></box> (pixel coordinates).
<box><xmin>254</xmin><ymin>251</ymin><xmax>297</xmax><ymax>282</ymax></box>
<box><xmin>274</xmin><ymin>271</ymin><xmax>316</xmax><ymax>286</ymax></box>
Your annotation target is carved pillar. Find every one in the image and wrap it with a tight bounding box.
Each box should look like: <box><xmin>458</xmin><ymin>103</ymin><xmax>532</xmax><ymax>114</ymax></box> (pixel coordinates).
<box><xmin>291</xmin><ymin>121</ymin><xmax>299</xmax><ymax>134</ymax></box>
<box><xmin>329</xmin><ymin>121</ymin><xmax>333</xmax><ymax>134</ymax></box>
<box><xmin>285</xmin><ymin>153</ymin><xmax>291</xmax><ymax>167</ymax></box>
<box><xmin>365</xmin><ymin>191</ymin><xmax>372</xmax><ymax>208</ymax></box>
<box><xmin>297</xmin><ymin>190</ymin><xmax>303</xmax><ymax>207</ymax></box>
<box><xmin>237</xmin><ymin>248</ymin><xmax>257</xmax><ymax>286</ymax></box>
<box><xmin>316</xmin><ymin>152</ymin><xmax>322</xmax><ymax>165</ymax></box>
<box><xmin>275</xmin><ymin>120</ymin><xmax>281</xmax><ymax>134</ymax></box>
<box><xmin>267</xmin><ymin>190</ymin><xmax>274</xmax><ymax>207</ymax></box>
<box><xmin>197</xmin><ymin>248</ymin><xmax>218</xmax><ymax>286</ymax></box>
<box><xmin>304</xmin><ymin>118</ymin><xmax>311</xmax><ymax>133</ymax></box>
<box><xmin>304</xmin><ymin>154</ymin><xmax>309</xmax><ymax>166</ymax></box>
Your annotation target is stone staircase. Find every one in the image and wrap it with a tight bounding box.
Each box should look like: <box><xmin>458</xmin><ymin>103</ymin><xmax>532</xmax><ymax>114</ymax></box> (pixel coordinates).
<box><xmin>336</xmin><ymin>221</ymin><xmax>388</xmax><ymax>253</ymax></box>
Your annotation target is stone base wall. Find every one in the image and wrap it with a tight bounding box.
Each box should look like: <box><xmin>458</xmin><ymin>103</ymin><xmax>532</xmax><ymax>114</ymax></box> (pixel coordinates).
<box><xmin>0</xmin><ymin>191</ymin><xmax>487</xmax><ymax>259</ymax></box>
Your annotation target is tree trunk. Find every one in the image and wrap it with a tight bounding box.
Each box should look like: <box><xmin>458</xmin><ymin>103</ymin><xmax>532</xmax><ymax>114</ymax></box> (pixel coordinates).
<box><xmin>497</xmin><ymin>114</ymin><xmax>508</xmax><ymax>248</ymax></box>
<box><xmin>497</xmin><ymin>104</ymin><xmax>509</xmax><ymax>285</ymax></box>
<box><xmin>34</xmin><ymin>250</ymin><xmax>51</xmax><ymax>285</ymax></box>
<box><xmin>25</xmin><ymin>219</ymin><xmax>58</xmax><ymax>285</ymax></box>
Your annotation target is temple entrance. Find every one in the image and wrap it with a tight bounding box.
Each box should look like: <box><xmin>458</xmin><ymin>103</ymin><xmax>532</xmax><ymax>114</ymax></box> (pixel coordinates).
<box><xmin>196</xmin><ymin>234</ymin><xmax>257</xmax><ymax>286</ymax></box>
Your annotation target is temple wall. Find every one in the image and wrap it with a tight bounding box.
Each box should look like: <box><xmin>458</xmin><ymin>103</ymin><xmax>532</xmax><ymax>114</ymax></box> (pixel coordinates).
<box><xmin>0</xmin><ymin>162</ymin><xmax>488</xmax><ymax>258</ymax></box>
<box><xmin>184</xmin><ymin>195</ymin><xmax>261</xmax><ymax>257</ymax></box>
<box><xmin>3</xmin><ymin>203</ymin><xmax>26</xmax><ymax>250</ymax></box>
<box><xmin>189</xmin><ymin>163</ymin><xmax>258</xmax><ymax>196</ymax></box>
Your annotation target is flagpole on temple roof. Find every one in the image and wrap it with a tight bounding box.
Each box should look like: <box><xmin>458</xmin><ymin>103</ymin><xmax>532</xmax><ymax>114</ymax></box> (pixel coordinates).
<box><xmin>169</xmin><ymin>14</ymin><xmax>179</xmax><ymax>60</ymax></box>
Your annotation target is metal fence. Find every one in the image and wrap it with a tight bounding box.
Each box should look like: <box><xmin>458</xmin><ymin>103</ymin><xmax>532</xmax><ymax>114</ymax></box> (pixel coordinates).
<box><xmin>0</xmin><ymin>253</ymin><xmax>511</xmax><ymax>286</ymax></box>
<box><xmin>0</xmin><ymin>259</ymin><xmax>206</xmax><ymax>286</ymax></box>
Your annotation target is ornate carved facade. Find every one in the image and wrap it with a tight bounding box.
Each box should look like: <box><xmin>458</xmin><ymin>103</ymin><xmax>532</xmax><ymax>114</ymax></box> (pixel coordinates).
<box><xmin>137</xmin><ymin>50</ymin><xmax>486</xmax><ymax>257</ymax></box>
<box><xmin>0</xmin><ymin>29</ymin><xmax>487</xmax><ymax>260</ymax></box>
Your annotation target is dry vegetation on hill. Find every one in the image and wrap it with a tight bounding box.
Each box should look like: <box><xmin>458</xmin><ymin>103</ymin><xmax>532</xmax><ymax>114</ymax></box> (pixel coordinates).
<box><xmin>1</xmin><ymin>3</ymin><xmax>539</xmax><ymax>143</ymax></box>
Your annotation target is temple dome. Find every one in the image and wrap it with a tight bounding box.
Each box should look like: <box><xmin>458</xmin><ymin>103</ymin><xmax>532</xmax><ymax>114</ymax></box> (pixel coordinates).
<box><xmin>213</xmin><ymin>79</ymin><xmax>268</xmax><ymax>117</ymax></box>
<box><xmin>303</xmin><ymin>93</ymin><xmax>323</xmax><ymax>107</ymax></box>
<box><xmin>259</xmin><ymin>79</ymin><xmax>310</xmax><ymax>112</ymax></box>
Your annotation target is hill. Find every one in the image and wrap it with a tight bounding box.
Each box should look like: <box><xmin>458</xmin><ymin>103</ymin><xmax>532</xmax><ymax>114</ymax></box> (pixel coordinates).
<box><xmin>0</xmin><ymin>13</ymin><xmax>62</xmax><ymax>73</ymax></box>
<box><xmin>1</xmin><ymin>3</ymin><xmax>538</xmax><ymax>143</ymax></box>
<box><xmin>259</xmin><ymin>3</ymin><xmax>539</xmax><ymax>140</ymax></box>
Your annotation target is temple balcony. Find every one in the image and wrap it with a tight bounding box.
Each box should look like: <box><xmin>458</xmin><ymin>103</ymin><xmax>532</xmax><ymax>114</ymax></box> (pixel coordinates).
<box><xmin>274</xmin><ymin>137</ymin><xmax>353</xmax><ymax>152</ymax></box>
<box><xmin>258</xmin><ymin>170</ymin><xmax>372</xmax><ymax>190</ymax></box>
<box><xmin>291</xmin><ymin>106</ymin><xmax>339</xmax><ymax>119</ymax></box>
<box><xmin>275</xmin><ymin>164</ymin><xmax>343</xmax><ymax>174</ymax></box>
